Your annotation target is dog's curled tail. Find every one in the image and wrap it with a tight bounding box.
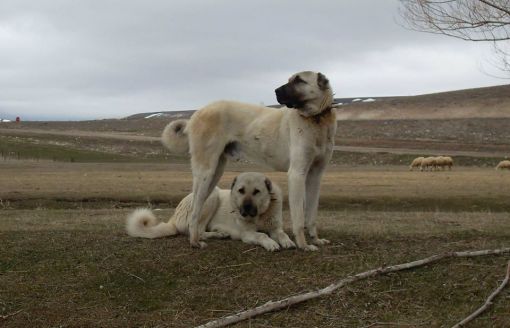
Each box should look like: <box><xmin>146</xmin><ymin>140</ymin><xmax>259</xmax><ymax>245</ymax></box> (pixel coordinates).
<box><xmin>126</xmin><ymin>208</ymin><xmax>178</xmax><ymax>239</ymax></box>
<box><xmin>161</xmin><ymin>119</ymin><xmax>189</xmax><ymax>154</ymax></box>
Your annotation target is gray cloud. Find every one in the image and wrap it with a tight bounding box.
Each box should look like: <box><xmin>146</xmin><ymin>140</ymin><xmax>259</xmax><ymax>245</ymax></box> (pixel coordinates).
<box><xmin>0</xmin><ymin>0</ymin><xmax>503</xmax><ymax>120</ymax></box>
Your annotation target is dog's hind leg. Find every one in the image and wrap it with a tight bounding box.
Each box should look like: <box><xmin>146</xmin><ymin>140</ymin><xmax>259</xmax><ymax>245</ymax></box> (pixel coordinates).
<box><xmin>305</xmin><ymin>162</ymin><xmax>329</xmax><ymax>246</ymax></box>
<box><xmin>189</xmin><ymin>154</ymin><xmax>227</xmax><ymax>248</ymax></box>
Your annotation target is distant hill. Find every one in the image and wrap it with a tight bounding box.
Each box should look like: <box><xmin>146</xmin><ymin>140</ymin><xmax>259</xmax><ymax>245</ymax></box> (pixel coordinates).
<box><xmin>125</xmin><ymin>110</ymin><xmax>195</xmax><ymax>120</ymax></box>
<box><xmin>335</xmin><ymin>84</ymin><xmax>510</xmax><ymax>120</ymax></box>
<box><xmin>125</xmin><ymin>84</ymin><xmax>510</xmax><ymax>121</ymax></box>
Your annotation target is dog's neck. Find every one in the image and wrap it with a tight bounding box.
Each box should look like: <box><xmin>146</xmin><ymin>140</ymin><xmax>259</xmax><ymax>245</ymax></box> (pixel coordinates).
<box><xmin>318</xmin><ymin>91</ymin><xmax>333</xmax><ymax>112</ymax></box>
<box><xmin>310</xmin><ymin>106</ymin><xmax>333</xmax><ymax>124</ymax></box>
<box><xmin>307</xmin><ymin>91</ymin><xmax>334</xmax><ymax>124</ymax></box>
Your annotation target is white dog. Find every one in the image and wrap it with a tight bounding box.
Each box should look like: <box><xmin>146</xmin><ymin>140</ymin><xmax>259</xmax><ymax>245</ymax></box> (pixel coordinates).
<box><xmin>162</xmin><ymin>71</ymin><xmax>335</xmax><ymax>251</ymax></box>
<box><xmin>126</xmin><ymin>173</ymin><xmax>295</xmax><ymax>251</ymax></box>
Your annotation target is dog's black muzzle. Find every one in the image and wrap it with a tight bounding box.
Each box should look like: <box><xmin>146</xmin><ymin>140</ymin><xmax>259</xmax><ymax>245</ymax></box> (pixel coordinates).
<box><xmin>240</xmin><ymin>201</ymin><xmax>258</xmax><ymax>218</ymax></box>
<box><xmin>275</xmin><ymin>84</ymin><xmax>303</xmax><ymax>109</ymax></box>
<box><xmin>275</xmin><ymin>84</ymin><xmax>295</xmax><ymax>108</ymax></box>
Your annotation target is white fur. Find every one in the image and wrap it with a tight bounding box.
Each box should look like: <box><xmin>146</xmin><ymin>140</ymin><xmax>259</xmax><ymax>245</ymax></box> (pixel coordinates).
<box><xmin>161</xmin><ymin>71</ymin><xmax>335</xmax><ymax>251</ymax></box>
<box><xmin>126</xmin><ymin>176</ymin><xmax>295</xmax><ymax>251</ymax></box>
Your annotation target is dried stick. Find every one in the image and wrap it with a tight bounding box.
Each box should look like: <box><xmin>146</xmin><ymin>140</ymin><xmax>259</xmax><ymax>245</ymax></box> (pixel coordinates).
<box><xmin>196</xmin><ymin>248</ymin><xmax>510</xmax><ymax>328</ymax></box>
<box><xmin>451</xmin><ymin>260</ymin><xmax>510</xmax><ymax>328</ymax></box>
<box><xmin>0</xmin><ymin>309</ymin><xmax>22</xmax><ymax>320</ymax></box>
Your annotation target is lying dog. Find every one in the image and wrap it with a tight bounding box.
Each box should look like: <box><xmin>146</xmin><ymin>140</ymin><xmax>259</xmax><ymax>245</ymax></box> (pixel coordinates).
<box><xmin>126</xmin><ymin>172</ymin><xmax>295</xmax><ymax>251</ymax></box>
<box><xmin>162</xmin><ymin>71</ymin><xmax>336</xmax><ymax>251</ymax></box>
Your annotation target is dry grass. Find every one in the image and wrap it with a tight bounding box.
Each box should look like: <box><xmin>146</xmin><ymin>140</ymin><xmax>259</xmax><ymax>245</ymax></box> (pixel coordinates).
<box><xmin>0</xmin><ymin>161</ymin><xmax>510</xmax><ymax>327</ymax></box>
<box><xmin>1</xmin><ymin>161</ymin><xmax>509</xmax><ymax>211</ymax></box>
<box><xmin>1</xmin><ymin>208</ymin><xmax>510</xmax><ymax>327</ymax></box>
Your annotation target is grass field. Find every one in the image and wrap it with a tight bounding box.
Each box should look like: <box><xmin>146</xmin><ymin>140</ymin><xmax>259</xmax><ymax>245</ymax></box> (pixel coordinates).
<box><xmin>1</xmin><ymin>160</ymin><xmax>510</xmax><ymax>327</ymax></box>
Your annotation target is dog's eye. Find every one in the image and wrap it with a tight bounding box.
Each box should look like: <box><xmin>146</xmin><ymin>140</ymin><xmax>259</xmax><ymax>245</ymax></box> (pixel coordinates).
<box><xmin>238</xmin><ymin>188</ymin><xmax>245</xmax><ymax>194</ymax></box>
<box><xmin>253</xmin><ymin>189</ymin><xmax>260</xmax><ymax>195</ymax></box>
<box><xmin>294</xmin><ymin>76</ymin><xmax>306</xmax><ymax>84</ymax></box>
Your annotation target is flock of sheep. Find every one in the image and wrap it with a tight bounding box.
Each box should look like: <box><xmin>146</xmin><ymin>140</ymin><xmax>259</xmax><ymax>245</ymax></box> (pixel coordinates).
<box><xmin>409</xmin><ymin>156</ymin><xmax>454</xmax><ymax>171</ymax></box>
<box><xmin>409</xmin><ymin>157</ymin><xmax>510</xmax><ymax>171</ymax></box>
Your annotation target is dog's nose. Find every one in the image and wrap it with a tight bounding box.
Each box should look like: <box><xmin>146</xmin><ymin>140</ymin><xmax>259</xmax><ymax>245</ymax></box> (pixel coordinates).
<box><xmin>241</xmin><ymin>204</ymin><xmax>257</xmax><ymax>217</ymax></box>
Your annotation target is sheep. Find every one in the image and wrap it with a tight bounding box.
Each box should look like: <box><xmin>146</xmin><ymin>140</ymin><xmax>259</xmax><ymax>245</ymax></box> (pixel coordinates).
<box><xmin>420</xmin><ymin>156</ymin><xmax>437</xmax><ymax>171</ymax></box>
<box><xmin>435</xmin><ymin>156</ymin><xmax>453</xmax><ymax>170</ymax></box>
<box><xmin>443</xmin><ymin>156</ymin><xmax>454</xmax><ymax>170</ymax></box>
<box><xmin>496</xmin><ymin>160</ymin><xmax>510</xmax><ymax>170</ymax></box>
<box><xmin>409</xmin><ymin>156</ymin><xmax>425</xmax><ymax>171</ymax></box>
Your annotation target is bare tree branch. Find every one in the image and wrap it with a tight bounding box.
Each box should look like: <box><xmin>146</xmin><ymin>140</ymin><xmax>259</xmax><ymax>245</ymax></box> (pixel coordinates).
<box><xmin>451</xmin><ymin>261</ymin><xmax>510</xmax><ymax>328</ymax></box>
<box><xmin>399</xmin><ymin>0</ymin><xmax>510</xmax><ymax>73</ymax></box>
<box><xmin>196</xmin><ymin>247</ymin><xmax>510</xmax><ymax>328</ymax></box>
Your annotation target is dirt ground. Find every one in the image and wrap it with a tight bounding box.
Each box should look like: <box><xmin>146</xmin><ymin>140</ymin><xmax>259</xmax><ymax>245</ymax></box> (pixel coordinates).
<box><xmin>1</xmin><ymin>160</ymin><xmax>510</xmax><ymax>327</ymax></box>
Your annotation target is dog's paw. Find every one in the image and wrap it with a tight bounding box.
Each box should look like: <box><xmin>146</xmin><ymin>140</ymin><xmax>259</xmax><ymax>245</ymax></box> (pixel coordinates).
<box><xmin>311</xmin><ymin>238</ymin><xmax>330</xmax><ymax>246</ymax></box>
<box><xmin>214</xmin><ymin>231</ymin><xmax>230</xmax><ymax>239</ymax></box>
<box><xmin>191</xmin><ymin>241</ymin><xmax>207</xmax><ymax>249</ymax></box>
<box><xmin>263</xmin><ymin>239</ymin><xmax>281</xmax><ymax>252</ymax></box>
<box><xmin>279</xmin><ymin>237</ymin><xmax>296</xmax><ymax>249</ymax></box>
<box><xmin>301</xmin><ymin>244</ymin><xmax>319</xmax><ymax>252</ymax></box>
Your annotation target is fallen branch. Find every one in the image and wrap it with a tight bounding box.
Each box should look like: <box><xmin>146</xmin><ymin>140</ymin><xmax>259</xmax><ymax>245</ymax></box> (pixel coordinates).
<box><xmin>196</xmin><ymin>247</ymin><xmax>510</xmax><ymax>328</ymax></box>
<box><xmin>451</xmin><ymin>260</ymin><xmax>510</xmax><ymax>328</ymax></box>
<box><xmin>0</xmin><ymin>309</ymin><xmax>22</xmax><ymax>320</ymax></box>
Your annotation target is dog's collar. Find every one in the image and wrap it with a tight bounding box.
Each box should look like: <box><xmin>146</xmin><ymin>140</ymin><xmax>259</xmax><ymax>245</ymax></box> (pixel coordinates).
<box><xmin>310</xmin><ymin>106</ymin><xmax>333</xmax><ymax>124</ymax></box>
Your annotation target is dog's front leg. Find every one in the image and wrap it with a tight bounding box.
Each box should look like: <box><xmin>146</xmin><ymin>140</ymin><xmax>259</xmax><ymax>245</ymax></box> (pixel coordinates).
<box><xmin>305</xmin><ymin>162</ymin><xmax>329</xmax><ymax>246</ymax></box>
<box><xmin>288</xmin><ymin>167</ymin><xmax>318</xmax><ymax>251</ymax></box>
<box><xmin>241</xmin><ymin>231</ymin><xmax>280</xmax><ymax>251</ymax></box>
<box><xmin>269</xmin><ymin>229</ymin><xmax>296</xmax><ymax>249</ymax></box>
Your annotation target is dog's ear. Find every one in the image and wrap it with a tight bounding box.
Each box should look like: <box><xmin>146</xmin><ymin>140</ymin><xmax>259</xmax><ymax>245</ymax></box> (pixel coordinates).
<box><xmin>317</xmin><ymin>72</ymin><xmax>330</xmax><ymax>90</ymax></box>
<box><xmin>264</xmin><ymin>178</ymin><xmax>272</xmax><ymax>192</ymax></box>
<box><xmin>173</xmin><ymin>122</ymin><xmax>184</xmax><ymax>134</ymax></box>
<box><xmin>230</xmin><ymin>176</ymin><xmax>238</xmax><ymax>190</ymax></box>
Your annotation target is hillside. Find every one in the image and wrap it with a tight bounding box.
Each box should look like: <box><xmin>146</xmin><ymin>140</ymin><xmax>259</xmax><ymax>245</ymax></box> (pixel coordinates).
<box><xmin>335</xmin><ymin>84</ymin><xmax>510</xmax><ymax>120</ymax></box>
<box><xmin>117</xmin><ymin>83</ymin><xmax>510</xmax><ymax>121</ymax></box>
<box><xmin>1</xmin><ymin>84</ymin><xmax>509</xmax><ymax>167</ymax></box>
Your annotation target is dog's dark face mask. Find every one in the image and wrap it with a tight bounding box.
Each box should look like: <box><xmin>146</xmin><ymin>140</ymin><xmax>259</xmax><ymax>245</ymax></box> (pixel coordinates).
<box><xmin>275</xmin><ymin>82</ymin><xmax>303</xmax><ymax>109</ymax></box>
<box><xmin>274</xmin><ymin>72</ymin><xmax>331</xmax><ymax>117</ymax></box>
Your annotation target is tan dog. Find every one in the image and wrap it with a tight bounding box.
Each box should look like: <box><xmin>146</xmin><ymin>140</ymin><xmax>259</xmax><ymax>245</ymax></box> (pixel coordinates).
<box><xmin>162</xmin><ymin>71</ymin><xmax>335</xmax><ymax>251</ymax></box>
<box><xmin>126</xmin><ymin>173</ymin><xmax>295</xmax><ymax>251</ymax></box>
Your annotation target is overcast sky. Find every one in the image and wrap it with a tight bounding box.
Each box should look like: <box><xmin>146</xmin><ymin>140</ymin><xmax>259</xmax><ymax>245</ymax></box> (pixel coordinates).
<box><xmin>0</xmin><ymin>0</ymin><xmax>506</xmax><ymax>121</ymax></box>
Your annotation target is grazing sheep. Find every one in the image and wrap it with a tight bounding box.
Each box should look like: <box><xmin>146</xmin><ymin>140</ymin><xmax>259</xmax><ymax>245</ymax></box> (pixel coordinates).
<box><xmin>443</xmin><ymin>156</ymin><xmax>454</xmax><ymax>170</ymax></box>
<box><xmin>435</xmin><ymin>156</ymin><xmax>453</xmax><ymax>170</ymax></box>
<box><xmin>409</xmin><ymin>156</ymin><xmax>424</xmax><ymax>171</ymax></box>
<box><xmin>496</xmin><ymin>160</ymin><xmax>510</xmax><ymax>170</ymax></box>
<box><xmin>420</xmin><ymin>156</ymin><xmax>437</xmax><ymax>171</ymax></box>
<box><xmin>434</xmin><ymin>156</ymin><xmax>446</xmax><ymax>170</ymax></box>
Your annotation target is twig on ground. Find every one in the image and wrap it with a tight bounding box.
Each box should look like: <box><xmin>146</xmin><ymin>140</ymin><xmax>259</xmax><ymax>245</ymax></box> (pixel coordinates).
<box><xmin>451</xmin><ymin>260</ymin><xmax>510</xmax><ymax>328</ymax></box>
<box><xmin>362</xmin><ymin>322</ymin><xmax>424</xmax><ymax>328</ymax></box>
<box><xmin>0</xmin><ymin>310</ymin><xmax>22</xmax><ymax>320</ymax></box>
<box><xmin>196</xmin><ymin>247</ymin><xmax>510</xmax><ymax>328</ymax></box>
<box><xmin>214</xmin><ymin>262</ymin><xmax>252</xmax><ymax>270</ymax></box>
<box><xmin>125</xmin><ymin>271</ymin><xmax>145</xmax><ymax>283</ymax></box>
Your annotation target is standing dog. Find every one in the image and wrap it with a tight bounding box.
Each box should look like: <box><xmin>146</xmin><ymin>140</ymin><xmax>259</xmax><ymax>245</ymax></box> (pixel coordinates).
<box><xmin>162</xmin><ymin>71</ymin><xmax>335</xmax><ymax>251</ymax></box>
<box><xmin>126</xmin><ymin>173</ymin><xmax>295</xmax><ymax>251</ymax></box>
